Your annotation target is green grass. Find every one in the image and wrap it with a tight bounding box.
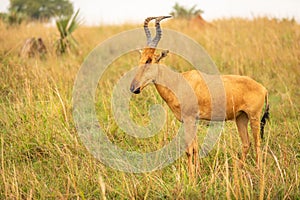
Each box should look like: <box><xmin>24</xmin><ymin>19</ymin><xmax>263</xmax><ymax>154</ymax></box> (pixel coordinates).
<box><xmin>0</xmin><ymin>17</ymin><xmax>299</xmax><ymax>199</ymax></box>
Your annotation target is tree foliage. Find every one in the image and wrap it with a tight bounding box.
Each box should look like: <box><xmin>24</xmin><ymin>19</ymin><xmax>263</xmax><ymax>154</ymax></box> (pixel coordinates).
<box><xmin>170</xmin><ymin>3</ymin><xmax>204</xmax><ymax>19</ymax></box>
<box><xmin>0</xmin><ymin>11</ymin><xmax>25</xmax><ymax>25</ymax></box>
<box><xmin>9</xmin><ymin>0</ymin><xmax>74</xmax><ymax>21</ymax></box>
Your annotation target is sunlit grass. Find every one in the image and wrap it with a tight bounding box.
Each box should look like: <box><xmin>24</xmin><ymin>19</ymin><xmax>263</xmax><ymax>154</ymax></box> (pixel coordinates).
<box><xmin>0</xmin><ymin>17</ymin><xmax>299</xmax><ymax>199</ymax></box>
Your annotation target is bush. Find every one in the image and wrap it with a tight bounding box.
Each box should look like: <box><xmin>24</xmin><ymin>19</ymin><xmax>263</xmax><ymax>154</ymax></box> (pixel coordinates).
<box><xmin>0</xmin><ymin>11</ymin><xmax>26</xmax><ymax>26</ymax></box>
<box><xmin>170</xmin><ymin>3</ymin><xmax>203</xmax><ymax>19</ymax></box>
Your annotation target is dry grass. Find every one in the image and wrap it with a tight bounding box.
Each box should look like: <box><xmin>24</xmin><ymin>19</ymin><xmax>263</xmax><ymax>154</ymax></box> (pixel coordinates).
<box><xmin>0</xmin><ymin>17</ymin><xmax>299</xmax><ymax>199</ymax></box>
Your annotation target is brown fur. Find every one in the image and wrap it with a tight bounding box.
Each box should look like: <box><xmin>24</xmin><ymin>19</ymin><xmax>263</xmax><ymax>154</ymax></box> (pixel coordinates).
<box><xmin>130</xmin><ymin>48</ymin><xmax>269</xmax><ymax>178</ymax></box>
<box><xmin>131</xmin><ymin>17</ymin><xmax>269</xmax><ymax>178</ymax></box>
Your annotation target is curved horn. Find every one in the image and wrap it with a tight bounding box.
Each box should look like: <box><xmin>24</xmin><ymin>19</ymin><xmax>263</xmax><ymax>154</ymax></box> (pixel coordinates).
<box><xmin>144</xmin><ymin>17</ymin><xmax>156</xmax><ymax>46</ymax></box>
<box><xmin>150</xmin><ymin>16</ymin><xmax>172</xmax><ymax>47</ymax></box>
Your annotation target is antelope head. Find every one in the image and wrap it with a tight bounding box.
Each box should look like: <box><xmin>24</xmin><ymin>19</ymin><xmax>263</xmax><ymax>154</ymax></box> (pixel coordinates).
<box><xmin>130</xmin><ymin>16</ymin><xmax>171</xmax><ymax>94</ymax></box>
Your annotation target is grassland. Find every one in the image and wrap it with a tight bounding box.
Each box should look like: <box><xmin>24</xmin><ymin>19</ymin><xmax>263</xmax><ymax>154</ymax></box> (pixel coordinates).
<box><xmin>0</xmin><ymin>17</ymin><xmax>299</xmax><ymax>199</ymax></box>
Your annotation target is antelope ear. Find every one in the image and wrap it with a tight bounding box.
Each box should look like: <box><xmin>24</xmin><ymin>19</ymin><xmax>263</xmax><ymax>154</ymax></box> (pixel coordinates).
<box><xmin>155</xmin><ymin>50</ymin><xmax>169</xmax><ymax>63</ymax></box>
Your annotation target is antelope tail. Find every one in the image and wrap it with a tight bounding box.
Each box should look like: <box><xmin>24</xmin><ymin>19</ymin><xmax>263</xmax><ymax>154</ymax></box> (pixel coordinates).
<box><xmin>260</xmin><ymin>92</ymin><xmax>270</xmax><ymax>139</ymax></box>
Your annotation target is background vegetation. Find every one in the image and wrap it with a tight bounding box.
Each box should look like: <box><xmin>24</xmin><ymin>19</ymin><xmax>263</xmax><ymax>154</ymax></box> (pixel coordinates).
<box><xmin>1</xmin><ymin>0</ymin><xmax>74</xmax><ymax>25</ymax></box>
<box><xmin>0</xmin><ymin>16</ymin><xmax>299</xmax><ymax>199</ymax></box>
<box><xmin>170</xmin><ymin>3</ymin><xmax>203</xmax><ymax>19</ymax></box>
<box><xmin>9</xmin><ymin>0</ymin><xmax>73</xmax><ymax>21</ymax></box>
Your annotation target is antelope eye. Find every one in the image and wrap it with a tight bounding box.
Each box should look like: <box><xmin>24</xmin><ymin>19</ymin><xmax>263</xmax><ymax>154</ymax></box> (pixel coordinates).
<box><xmin>145</xmin><ymin>58</ymin><xmax>152</xmax><ymax>64</ymax></box>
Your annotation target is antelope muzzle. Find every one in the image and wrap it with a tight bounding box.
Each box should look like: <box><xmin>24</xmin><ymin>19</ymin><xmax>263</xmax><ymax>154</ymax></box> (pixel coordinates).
<box><xmin>130</xmin><ymin>80</ymin><xmax>141</xmax><ymax>94</ymax></box>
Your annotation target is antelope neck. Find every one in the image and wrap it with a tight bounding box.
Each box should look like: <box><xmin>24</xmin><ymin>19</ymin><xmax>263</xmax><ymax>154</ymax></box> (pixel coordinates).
<box><xmin>154</xmin><ymin>65</ymin><xmax>181</xmax><ymax>104</ymax></box>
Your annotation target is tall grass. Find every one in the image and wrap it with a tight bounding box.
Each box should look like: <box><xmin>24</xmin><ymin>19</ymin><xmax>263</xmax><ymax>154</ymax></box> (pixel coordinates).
<box><xmin>0</xmin><ymin>17</ymin><xmax>299</xmax><ymax>199</ymax></box>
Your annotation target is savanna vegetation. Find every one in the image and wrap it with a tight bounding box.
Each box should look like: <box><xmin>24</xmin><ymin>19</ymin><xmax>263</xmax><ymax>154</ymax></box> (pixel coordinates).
<box><xmin>0</xmin><ymin>16</ymin><xmax>299</xmax><ymax>199</ymax></box>
<box><xmin>9</xmin><ymin>0</ymin><xmax>74</xmax><ymax>21</ymax></box>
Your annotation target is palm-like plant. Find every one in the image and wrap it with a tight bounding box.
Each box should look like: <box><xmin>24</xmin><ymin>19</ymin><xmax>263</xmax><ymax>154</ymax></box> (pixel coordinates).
<box><xmin>55</xmin><ymin>9</ymin><xmax>81</xmax><ymax>54</ymax></box>
<box><xmin>170</xmin><ymin>3</ymin><xmax>203</xmax><ymax>19</ymax></box>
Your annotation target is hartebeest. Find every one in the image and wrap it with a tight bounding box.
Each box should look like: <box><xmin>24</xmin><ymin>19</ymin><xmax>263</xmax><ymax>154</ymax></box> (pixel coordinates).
<box><xmin>130</xmin><ymin>16</ymin><xmax>269</xmax><ymax>177</ymax></box>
